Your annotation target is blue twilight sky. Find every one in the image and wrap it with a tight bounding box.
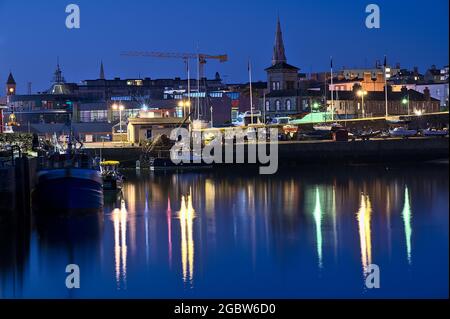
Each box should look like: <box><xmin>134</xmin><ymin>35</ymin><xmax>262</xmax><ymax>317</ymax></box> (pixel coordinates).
<box><xmin>0</xmin><ymin>0</ymin><xmax>448</xmax><ymax>94</ymax></box>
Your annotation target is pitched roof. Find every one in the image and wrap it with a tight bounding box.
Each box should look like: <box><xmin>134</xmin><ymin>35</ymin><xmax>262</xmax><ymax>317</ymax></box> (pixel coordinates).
<box><xmin>272</xmin><ymin>17</ymin><xmax>287</xmax><ymax>65</ymax></box>
<box><xmin>7</xmin><ymin>72</ymin><xmax>16</xmax><ymax>85</ymax></box>
<box><xmin>265</xmin><ymin>62</ymin><xmax>299</xmax><ymax>71</ymax></box>
<box><xmin>99</xmin><ymin>61</ymin><xmax>105</xmax><ymax>80</ymax></box>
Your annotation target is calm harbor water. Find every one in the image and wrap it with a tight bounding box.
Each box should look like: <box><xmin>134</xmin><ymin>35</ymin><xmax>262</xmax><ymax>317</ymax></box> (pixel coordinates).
<box><xmin>0</xmin><ymin>163</ymin><xmax>448</xmax><ymax>298</ymax></box>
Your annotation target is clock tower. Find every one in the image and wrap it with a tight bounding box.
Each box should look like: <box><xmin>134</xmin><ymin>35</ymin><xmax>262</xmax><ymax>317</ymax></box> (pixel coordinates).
<box><xmin>6</xmin><ymin>72</ymin><xmax>16</xmax><ymax>96</ymax></box>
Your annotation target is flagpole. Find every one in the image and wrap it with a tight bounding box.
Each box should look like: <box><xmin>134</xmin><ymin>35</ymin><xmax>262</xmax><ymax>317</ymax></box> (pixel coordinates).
<box><xmin>384</xmin><ymin>55</ymin><xmax>389</xmax><ymax>118</ymax></box>
<box><xmin>249</xmin><ymin>59</ymin><xmax>254</xmax><ymax>125</ymax></box>
<box><xmin>263</xmin><ymin>92</ymin><xmax>266</xmax><ymax>125</ymax></box>
<box><xmin>330</xmin><ymin>56</ymin><xmax>334</xmax><ymax>122</ymax></box>
<box><xmin>197</xmin><ymin>53</ymin><xmax>200</xmax><ymax>120</ymax></box>
<box><xmin>187</xmin><ymin>59</ymin><xmax>191</xmax><ymax>124</ymax></box>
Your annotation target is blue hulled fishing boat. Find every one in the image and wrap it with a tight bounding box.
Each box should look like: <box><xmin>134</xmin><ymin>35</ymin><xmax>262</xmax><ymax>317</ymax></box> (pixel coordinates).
<box><xmin>33</xmin><ymin>134</ymin><xmax>103</xmax><ymax>212</ymax></box>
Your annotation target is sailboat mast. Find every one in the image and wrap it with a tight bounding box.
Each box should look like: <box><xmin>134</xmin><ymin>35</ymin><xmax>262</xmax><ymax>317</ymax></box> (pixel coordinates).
<box><xmin>197</xmin><ymin>53</ymin><xmax>200</xmax><ymax>120</ymax></box>
<box><xmin>187</xmin><ymin>59</ymin><xmax>191</xmax><ymax>123</ymax></box>
<box><xmin>249</xmin><ymin>59</ymin><xmax>254</xmax><ymax>125</ymax></box>
<box><xmin>330</xmin><ymin>56</ymin><xmax>334</xmax><ymax>121</ymax></box>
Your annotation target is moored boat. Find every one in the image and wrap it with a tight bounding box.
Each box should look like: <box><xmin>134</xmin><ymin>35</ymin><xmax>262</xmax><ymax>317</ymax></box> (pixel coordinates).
<box><xmin>313</xmin><ymin>122</ymin><xmax>343</xmax><ymax>131</ymax></box>
<box><xmin>33</xmin><ymin>138</ymin><xmax>103</xmax><ymax>212</ymax></box>
<box><xmin>353</xmin><ymin>130</ymin><xmax>382</xmax><ymax>140</ymax></box>
<box><xmin>386</xmin><ymin>116</ymin><xmax>412</xmax><ymax>125</ymax></box>
<box><xmin>421</xmin><ymin>128</ymin><xmax>449</xmax><ymax>137</ymax></box>
<box><xmin>389</xmin><ymin>127</ymin><xmax>417</xmax><ymax>137</ymax></box>
<box><xmin>100</xmin><ymin>161</ymin><xmax>124</xmax><ymax>192</ymax></box>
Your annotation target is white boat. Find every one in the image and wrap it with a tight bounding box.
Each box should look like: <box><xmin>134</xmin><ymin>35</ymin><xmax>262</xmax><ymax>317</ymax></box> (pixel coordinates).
<box><xmin>421</xmin><ymin>128</ymin><xmax>449</xmax><ymax>137</ymax></box>
<box><xmin>386</xmin><ymin>116</ymin><xmax>412</xmax><ymax>125</ymax></box>
<box><xmin>270</xmin><ymin>116</ymin><xmax>291</xmax><ymax>125</ymax></box>
<box><xmin>232</xmin><ymin>113</ymin><xmax>245</xmax><ymax>126</ymax></box>
<box><xmin>242</xmin><ymin>110</ymin><xmax>262</xmax><ymax>125</ymax></box>
<box><xmin>313</xmin><ymin>122</ymin><xmax>343</xmax><ymax>131</ymax></box>
<box><xmin>192</xmin><ymin>119</ymin><xmax>210</xmax><ymax>130</ymax></box>
<box><xmin>389</xmin><ymin>127</ymin><xmax>417</xmax><ymax>137</ymax></box>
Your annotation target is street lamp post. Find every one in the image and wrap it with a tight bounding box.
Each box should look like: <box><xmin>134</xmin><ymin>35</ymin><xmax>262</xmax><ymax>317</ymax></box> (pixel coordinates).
<box><xmin>357</xmin><ymin>90</ymin><xmax>368</xmax><ymax>118</ymax></box>
<box><xmin>402</xmin><ymin>96</ymin><xmax>410</xmax><ymax>115</ymax></box>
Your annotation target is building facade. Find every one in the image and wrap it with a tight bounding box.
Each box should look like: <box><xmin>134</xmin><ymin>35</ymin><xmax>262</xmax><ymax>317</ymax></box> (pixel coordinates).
<box><xmin>332</xmin><ymin>87</ymin><xmax>440</xmax><ymax>118</ymax></box>
<box><xmin>261</xmin><ymin>18</ymin><xmax>311</xmax><ymax>118</ymax></box>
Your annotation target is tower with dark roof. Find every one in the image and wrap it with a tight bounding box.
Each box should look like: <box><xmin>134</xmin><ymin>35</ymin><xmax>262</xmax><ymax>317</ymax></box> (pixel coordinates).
<box><xmin>262</xmin><ymin>17</ymin><xmax>303</xmax><ymax>118</ymax></box>
<box><xmin>99</xmin><ymin>61</ymin><xmax>105</xmax><ymax>80</ymax></box>
<box><xmin>265</xmin><ymin>17</ymin><xmax>299</xmax><ymax>93</ymax></box>
<box><xmin>6</xmin><ymin>72</ymin><xmax>16</xmax><ymax>96</ymax></box>
<box><xmin>272</xmin><ymin>17</ymin><xmax>287</xmax><ymax>65</ymax></box>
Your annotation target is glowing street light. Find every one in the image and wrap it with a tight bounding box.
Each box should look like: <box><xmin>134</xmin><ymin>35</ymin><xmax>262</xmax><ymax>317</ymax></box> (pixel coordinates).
<box><xmin>312</xmin><ymin>102</ymin><xmax>320</xmax><ymax>112</ymax></box>
<box><xmin>357</xmin><ymin>90</ymin><xmax>368</xmax><ymax>118</ymax></box>
<box><xmin>402</xmin><ymin>96</ymin><xmax>410</xmax><ymax>115</ymax></box>
<box><xmin>178</xmin><ymin>100</ymin><xmax>191</xmax><ymax>117</ymax></box>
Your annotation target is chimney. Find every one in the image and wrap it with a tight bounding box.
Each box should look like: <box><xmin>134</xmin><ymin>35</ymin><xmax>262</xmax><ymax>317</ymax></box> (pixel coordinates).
<box><xmin>423</xmin><ymin>87</ymin><xmax>431</xmax><ymax>100</ymax></box>
<box><xmin>376</xmin><ymin>72</ymin><xmax>384</xmax><ymax>83</ymax></box>
<box><xmin>401</xmin><ymin>86</ymin><xmax>408</xmax><ymax>95</ymax></box>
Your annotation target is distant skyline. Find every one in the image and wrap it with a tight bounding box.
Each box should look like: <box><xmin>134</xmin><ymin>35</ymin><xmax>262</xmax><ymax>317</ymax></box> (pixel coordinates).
<box><xmin>0</xmin><ymin>0</ymin><xmax>448</xmax><ymax>94</ymax></box>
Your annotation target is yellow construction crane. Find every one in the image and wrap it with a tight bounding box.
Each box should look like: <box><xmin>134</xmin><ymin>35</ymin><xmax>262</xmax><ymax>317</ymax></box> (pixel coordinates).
<box><xmin>120</xmin><ymin>51</ymin><xmax>228</xmax><ymax>79</ymax></box>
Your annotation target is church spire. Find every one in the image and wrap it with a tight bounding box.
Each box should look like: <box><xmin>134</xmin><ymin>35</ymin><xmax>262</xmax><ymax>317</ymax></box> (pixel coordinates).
<box><xmin>272</xmin><ymin>16</ymin><xmax>287</xmax><ymax>65</ymax></box>
<box><xmin>99</xmin><ymin>61</ymin><xmax>105</xmax><ymax>80</ymax></box>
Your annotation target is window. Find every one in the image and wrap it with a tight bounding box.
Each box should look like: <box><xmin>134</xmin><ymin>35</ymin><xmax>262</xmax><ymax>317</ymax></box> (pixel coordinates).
<box><xmin>80</xmin><ymin>110</ymin><xmax>108</xmax><ymax>123</ymax></box>
<box><xmin>286</xmin><ymin>99</ymin><xmax>292</xmax><ymax>111</ymax></box>
<box><xmin>276</xmin><ymin>82</ymin><xmax>281</xmax><ymax>90</ymax></box>
<box><xmin>265</xmin><ymin>100</ymin><xmax>270</xmax><ymax>111</ymax></box>
<box><xmin>272</xmin><ymin>82</ymin><xmax>277</xmax><ymax>91</ymax></box>
<box><xmin>275</xmin><ymin>100</ymin><xmax>281</xmax><ymax>111</ymax></box>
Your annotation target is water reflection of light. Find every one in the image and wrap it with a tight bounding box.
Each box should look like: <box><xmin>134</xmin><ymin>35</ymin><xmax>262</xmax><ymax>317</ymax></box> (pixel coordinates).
<box><xmin>402</xmin><ymin>187</ymin><xmax>412</xmax><ymax>265</ymax></box>
<box><xmin>167</xmin><ymin>197</ymin><xmax>173</xmax><ymax>267</ymax></box>
<box><xmin>331</xmin><ymin>185</ymin><xmax>338</xmax><ymax>259</ymax></box>
<box><xmin>178</xmin><ymin>194</ymin><xmax>195</xmax><ymax>285</ymax></box>
<box><xmin>144</xmin><ymin>191</ymin><xmax>150</xmax><ymax>264</ymax></box>
<box><xmin>112</xmin><ymin>200</ymin><xmax>128</xmax><ymax>289</ymax></box>
<box><xmin>313</xmin><ymin>187</ymin><xmax>323</xmax><ymax>269</ymax></box>
<box><xmin>357</xmin><ymin>194</ymin><xmax>372</xmax><ymax>275</ymax></box>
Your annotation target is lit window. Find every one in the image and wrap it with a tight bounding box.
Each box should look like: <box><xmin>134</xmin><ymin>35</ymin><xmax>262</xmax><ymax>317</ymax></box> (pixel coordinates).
<box><xmin>276</xmin><ymin>100</ymin><xmax>281</xmax><ymax>110</ymax></box>
<box><xmin>265</xmin><ymin>100</ymin><xmax>270</xmax><ymax>111</ymax></box>
<box><xmin>286</xmin><ymin>99</ymin><xmax>291</xmax><ymax>110</ymax></box>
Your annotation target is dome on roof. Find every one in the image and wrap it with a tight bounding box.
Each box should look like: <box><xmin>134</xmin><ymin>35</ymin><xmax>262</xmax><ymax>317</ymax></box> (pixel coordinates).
<box><xmin>47</xmin><ymin>60</ymin><xmax>71</xmax><ymax>94</ymax></box>
<box><xmin>48</xmin><ymin>83</ymin><xmax>72</xmax><ymax>95</ymax></box>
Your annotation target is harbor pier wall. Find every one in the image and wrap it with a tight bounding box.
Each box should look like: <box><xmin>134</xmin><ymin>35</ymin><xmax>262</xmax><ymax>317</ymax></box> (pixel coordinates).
<box><xmin>86</xmin><ymin>137</ymin><xmax>449</xmax><ymax>168</ymax></box>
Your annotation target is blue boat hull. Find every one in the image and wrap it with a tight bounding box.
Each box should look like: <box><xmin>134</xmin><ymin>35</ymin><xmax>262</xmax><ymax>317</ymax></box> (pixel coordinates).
<box><xmin>33</xmin><ymin>169</ymin><xmax>103</xmax><ymax>212</ymax></box>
